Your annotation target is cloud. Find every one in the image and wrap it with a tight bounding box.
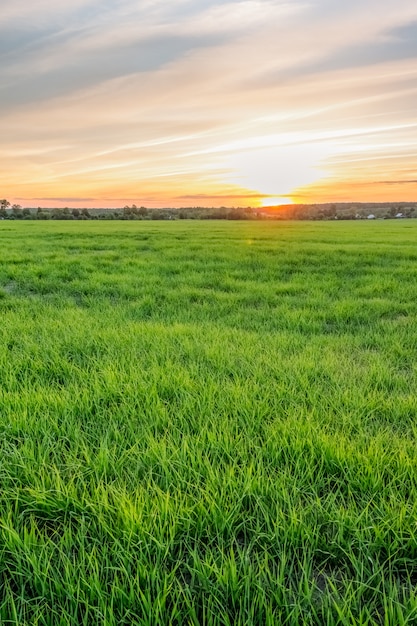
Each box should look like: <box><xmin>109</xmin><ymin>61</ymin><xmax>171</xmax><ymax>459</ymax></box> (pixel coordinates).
<box><xmin>288</xmin><ymin>19</ymin><xmax>417</xmax><ymax>78</ymax></box>
<box><xmin>0</xmin><ymin>33</ymin><xmax>227</xmax><ymax>110</ymax></box>
<box><xmin>32</xmin><ymin>197</ymin><xmax>95</xmax><ymax>202</ymax></box>
<box><xmin>176</xmin><ymin>192</ymin><xmax>268</xmax><ymax>200</ymax></box>
<box><xmin>367</xmin><ymin>180</ymin><xmax>417</xmax><ymax>186</ymax></box>
<box><xmin>0</xmin><ymin>0</ymin><xmax>301</xmax><ymax>110</ymax></box>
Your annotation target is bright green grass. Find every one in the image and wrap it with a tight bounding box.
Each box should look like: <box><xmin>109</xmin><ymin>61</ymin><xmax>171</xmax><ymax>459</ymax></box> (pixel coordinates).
<box><xmin>1</xmin><ymin>220</ymin><xmax>417</xmax><ymax>625</ymax></box>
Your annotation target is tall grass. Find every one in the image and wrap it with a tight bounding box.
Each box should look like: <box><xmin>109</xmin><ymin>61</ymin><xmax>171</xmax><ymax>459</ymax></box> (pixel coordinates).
<box><xmin>0</xmin><ymin>220</ymin><xmax>417</xmax><ymax>624</ymax></box>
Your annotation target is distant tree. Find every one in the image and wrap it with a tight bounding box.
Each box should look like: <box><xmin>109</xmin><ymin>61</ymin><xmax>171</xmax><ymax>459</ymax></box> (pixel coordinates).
<box><xmin>328</xmin><ymin>204</ymin><xmax>337</xmax><ymax>218</ymax></box>
<box><xmin>318</xmin><ymin>204</ymin><xmax>337</xmax><ymax>219</ymax></box>
<box><xmin>292</xmin><ymin>206</ymin><xmax>309</xmax><ymax>220</ymax></box>
<box><xmin>72</xmin><ymin>209</ymin><xmax>80</xmax><ymax>218</ymax></box>
<box><xmin>227</xmin><ymin>208</ymin><xmax>246</xmax><ymax>220</ymax></box>
<box><xmin>12</xmin><ymin>204</ymin><xmax>23</xmax><ymax>219</ymax></box>
<box><xmin>35</xmin><ymin>207</ymin><xmax>48</xmax><ymax>220</ymax></box>
<box><xmin>0</xmin><ymin>199</ymin><xmax>9</xmax><ymax>218</ymax></box>
<box><xmin>122</xmin><ymin>205</ymin><xmax>133</xmax><ymax>219</ymax></box>
<box><xmin>338</xmin><ymin>211</ymin><xmax>355</xmax><ymax>220</ymax></box>
<box><xmin>212</xmin><ymin>207</ymin><xmax>229</xmax><ymax>219</ymax></box>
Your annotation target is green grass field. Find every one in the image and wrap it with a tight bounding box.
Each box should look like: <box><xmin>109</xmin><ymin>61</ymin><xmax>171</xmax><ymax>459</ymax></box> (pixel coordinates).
<box><xmin>1</xmin><ymin>220</ymin><xmax>417</xmax><ymax>625</ymax></box>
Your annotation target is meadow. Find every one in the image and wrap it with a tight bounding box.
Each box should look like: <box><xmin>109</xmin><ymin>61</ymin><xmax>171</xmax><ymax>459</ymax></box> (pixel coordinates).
<box><xmin>0</xmin><ymin>219</ymin><xmax>417</xmax><ymax>625</ymax></box>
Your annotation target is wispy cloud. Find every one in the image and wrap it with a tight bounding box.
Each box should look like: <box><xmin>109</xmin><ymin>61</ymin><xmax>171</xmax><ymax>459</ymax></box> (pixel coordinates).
<box><xmin>32</xmin><ymin>197</ymin><xmax>95</xmax><ymax>202</ymax></box>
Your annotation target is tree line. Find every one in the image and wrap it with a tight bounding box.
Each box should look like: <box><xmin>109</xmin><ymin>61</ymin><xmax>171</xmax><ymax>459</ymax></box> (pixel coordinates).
<box><xmin>1</xmin><ymin>199</ymin><xmax>416</xmax><ymax>221</ymax></box>
<box><xmin>0</xmin><ymin>201</ymin><xmax>258</xmax><ymax>221</ymax></box>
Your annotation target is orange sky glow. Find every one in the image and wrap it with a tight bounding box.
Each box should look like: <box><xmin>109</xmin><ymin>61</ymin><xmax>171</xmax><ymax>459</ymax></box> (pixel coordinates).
<box><xmin>1</xmin><ymin>1</ymin><xmax>417</xmax><ymax>208</ymax></box>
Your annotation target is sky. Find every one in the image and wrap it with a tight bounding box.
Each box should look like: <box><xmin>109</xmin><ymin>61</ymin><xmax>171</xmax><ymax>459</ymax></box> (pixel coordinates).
<box><xmin>1</xmin><ymin>0</ymin><xmax>417</xmax><ymax>208</ymax></box>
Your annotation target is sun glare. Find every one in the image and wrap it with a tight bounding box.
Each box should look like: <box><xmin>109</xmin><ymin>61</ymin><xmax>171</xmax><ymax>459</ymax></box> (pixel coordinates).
<box><xmin>260</xmin><ymin>197</ymin><xmax>292</xmax><ymax>206</ymax></box>
<box><xmin>227</xmin><ymin>141</ymin><xmax>331</xmax><ymax>205</ymax></box>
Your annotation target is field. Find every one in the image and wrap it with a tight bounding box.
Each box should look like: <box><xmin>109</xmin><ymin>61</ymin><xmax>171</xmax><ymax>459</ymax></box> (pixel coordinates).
<box><xmin>1</xmin><ymin>220</ymin><xmax>417</xmax><ymax>625</ymax></box>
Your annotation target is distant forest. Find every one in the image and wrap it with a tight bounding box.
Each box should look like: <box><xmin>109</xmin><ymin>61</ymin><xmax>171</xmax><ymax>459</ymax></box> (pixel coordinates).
<box><xmin>1</xmin><ymin>199</ymin><xmax>416</xmax><ymax>221</ymax></box>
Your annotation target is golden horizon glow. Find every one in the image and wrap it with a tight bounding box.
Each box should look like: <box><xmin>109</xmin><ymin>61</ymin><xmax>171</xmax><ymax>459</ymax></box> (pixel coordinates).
<box><xmin>1</xmin><ymin>1</ymin><xmax>417</xmax><ymax>208</ymax></box>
